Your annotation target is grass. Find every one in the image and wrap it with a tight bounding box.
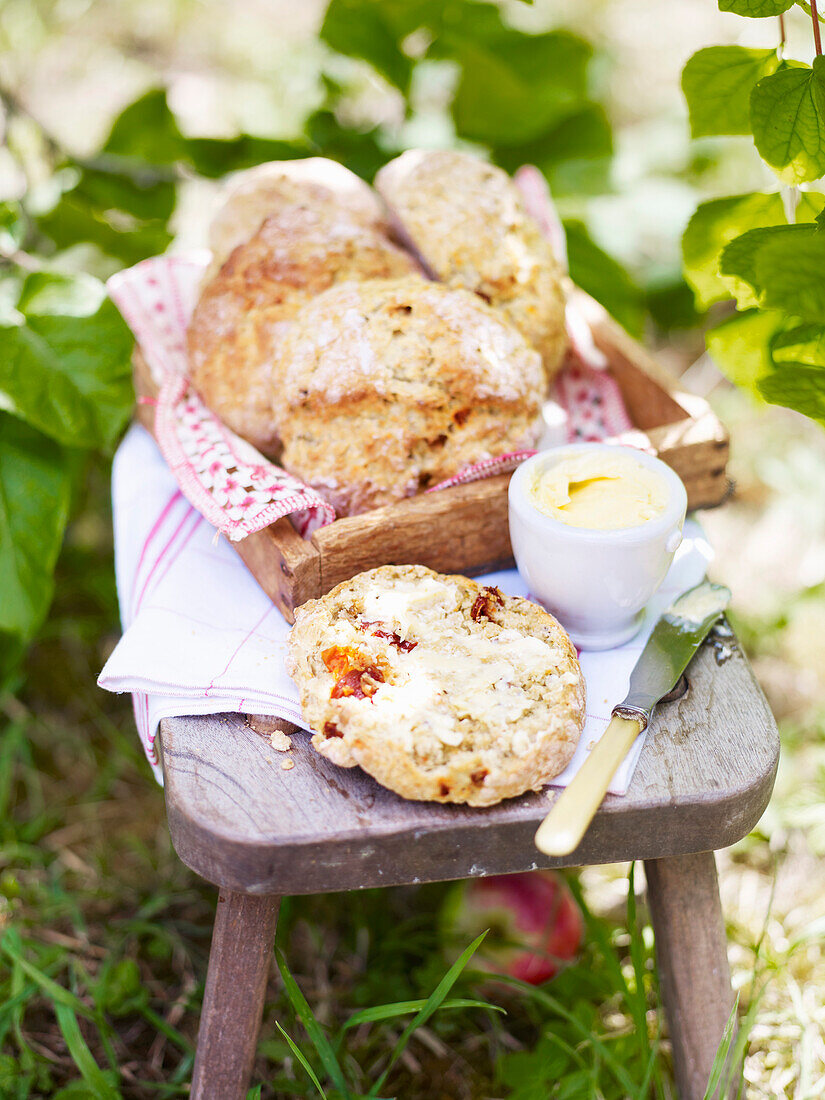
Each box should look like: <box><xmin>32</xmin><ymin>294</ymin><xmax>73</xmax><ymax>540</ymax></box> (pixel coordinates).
<box><xmin>1</xmin><ymin>392</ymin><xmax>824</xmax><ymax>1097</ymax></box>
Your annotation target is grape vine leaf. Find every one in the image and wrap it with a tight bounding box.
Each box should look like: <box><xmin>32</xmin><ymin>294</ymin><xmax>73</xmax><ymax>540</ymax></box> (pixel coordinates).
<box><xmin>0</xmin><ymin>272</ymin><xmax>134</xmax><ymax>450</ymax></box>
<box><xmin>755</xmin><ymin>232</ymin><xmax>825</xmax><ymax>320</ymax></box>
<box><xmin>564</xmin><ymin>221</ymin><xmax>645</xmax><ymax>337</ymax></box>
<box><xmin>771</xmin><ymin>323</ymin><xmax>825</xmax><ymax>367</ymax></box>
<box><xmin>758</xmin><ymin>364</ymin><xmax>825</xmax><ymax>424</ymax></box>
<box><xmin>718</xmin><ymin>222</ymin><xmax>816</xmax><ymax>307</ymax></box>
<box><xmin>750</xmin><ymin>58</ymin><xmax>825</xmax><ymax>184</ymax></box>
<box><xmin>705</xmin><ymin>308</ymin><xmax>783</xmax><ymax>389</ymax></box>
<box><xmin>718</xmin><ymin>0</ymin><xmax>794</xmax><ymax>14</ymax></box>
<box><xmin>682</xmin><ymin>191</ymin><xmax>785</xmax><ymax>308</ymax></box>
<box><xmin>0</xmin><ymin>413</ymin><xmax>71</xmax><ymax>641</ymax></box>
<box><xmin>682</xmin><ymin>46</ymin><xmax>779</xmax><ymax>137</ymax></box>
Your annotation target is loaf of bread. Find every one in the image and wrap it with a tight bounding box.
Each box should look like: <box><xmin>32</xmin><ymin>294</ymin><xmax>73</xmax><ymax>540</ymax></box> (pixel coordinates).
<box><xmin>276</xmin><ymin>276</ymin><xmax>545</xmax><ymax>515</ymax></box>
<box><xmin>375</xmin><ymin>150</ymin><xmax>568</xmax><ymax>382</ymax></box>
<box><xmin>188</xmin><ymin>199</ymin><xmax>418</xmax><ymax>455</ymax></box>
<box><xmin>204</xmin><ymin>158</ymin><xmax>389</xmax><ymax>282</ymax></box>
<box><xmin>286</xmin><ymin>564</ymin><xmax>585</xmax><ymax>806</ymax></box>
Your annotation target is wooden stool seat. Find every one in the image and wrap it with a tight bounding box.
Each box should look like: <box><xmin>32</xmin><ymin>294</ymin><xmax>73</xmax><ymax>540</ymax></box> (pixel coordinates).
<box><xmin>159</xmin><ymin>637</ymin><xmax>778</xmax><ymax>1100</ymax></box>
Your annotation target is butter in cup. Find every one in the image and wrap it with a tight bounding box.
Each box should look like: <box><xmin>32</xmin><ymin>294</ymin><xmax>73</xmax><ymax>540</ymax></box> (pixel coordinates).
<box><xmin>508</xmin><ymin>444</ymin><xmax>688</xmax><ymax>650</ymax></box>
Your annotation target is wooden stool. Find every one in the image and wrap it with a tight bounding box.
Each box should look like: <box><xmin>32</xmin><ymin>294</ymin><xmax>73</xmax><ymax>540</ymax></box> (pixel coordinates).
<box><xmin>159</xmin><ymin>638</ymin><xmax>778</xmax><ymax>1100</ymax></box>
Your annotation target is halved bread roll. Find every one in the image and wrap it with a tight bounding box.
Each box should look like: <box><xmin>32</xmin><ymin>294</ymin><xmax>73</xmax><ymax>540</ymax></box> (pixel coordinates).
<box><xmin>286</xmin><ymin>564</ymin><xmax>585</xmax><ymax>806</ymax></box>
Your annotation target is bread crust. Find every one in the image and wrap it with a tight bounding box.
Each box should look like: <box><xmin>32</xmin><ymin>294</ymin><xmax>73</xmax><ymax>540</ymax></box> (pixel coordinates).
<box><xmin>205</xmin><ymin>158</ymin><xmax>389</xmax><ymax>281</ymax></box>
<box><xmin>277</xmin><ymin>276</ymin><xmax>544</xmax><ymax>515</ymax></box>
<box><xmin>376</xmin><ymin>150</ymin><xmax>568</xmax><ymax>382</ymax></box>
<box><xmin>286</xmin><ymin>564</ymin><xmax>585</xmax><ymax>806</ymax></box>
<box><xmin>188</xmin><ymin>204</ymin><xmax>418</xmax><ymax>455</ymax></box>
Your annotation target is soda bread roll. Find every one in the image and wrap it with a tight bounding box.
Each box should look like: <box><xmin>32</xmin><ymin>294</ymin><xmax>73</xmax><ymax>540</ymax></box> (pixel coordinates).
<box><xmin>276</xmin><ymin>276</ymin><xmax>545</xmax><ymax>515</ymax></box>
<box><xmin>285</xmin><ymin>565</ymin><xmax>585</xmax><ymax>806</ymax></box>
<box><xmin>375</xmin><ymin>150</ymin><xmax>568</xmax><ymax>383</ymax></box>
<box><xmin>204</xmin><ymin>158</ymin><xmax>390</xmax><ymax>282</ymax></box>
<box><xmin>188</xmin><ymin>204</ymin><xmax>418</xmax><ymax>455</ymax></box>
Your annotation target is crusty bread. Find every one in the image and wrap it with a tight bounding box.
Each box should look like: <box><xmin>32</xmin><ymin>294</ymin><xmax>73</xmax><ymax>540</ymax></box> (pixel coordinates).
<box><xmin>188</xmin><ymin>203</ymin><xmax>419</xmax><ymax>455</ymax></box>
<box><xmin>375</xmin><ymin>150</ymin><xmax>568</xmax><ymax>383</ymax></box>
<box><xmin>204</xmin><ymin>158</ymin><xmax>389</xmax><ymax>281</ymax></box>
<box><xmin>277</xmin><ymin>275</ymin><xmax>545</xmax><ymax>515</ymax></box>
<box><xmin>286</xmin><ymin>565</ymin><xmax>585</xmax><ymax>806</ymax></box>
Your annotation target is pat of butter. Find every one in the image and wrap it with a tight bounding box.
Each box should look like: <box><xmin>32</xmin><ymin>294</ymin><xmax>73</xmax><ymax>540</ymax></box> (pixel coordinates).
<box><xmin>528</xmin><ymin>451</ymin><xmax>668</xmax><ymax>530</ymax></box>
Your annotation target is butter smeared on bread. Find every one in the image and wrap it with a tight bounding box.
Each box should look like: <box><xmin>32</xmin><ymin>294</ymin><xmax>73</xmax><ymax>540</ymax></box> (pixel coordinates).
<box><xmin>286</xmin><ymin>565</ymin><xmax>585</xmax><ymax>806</ymax></box>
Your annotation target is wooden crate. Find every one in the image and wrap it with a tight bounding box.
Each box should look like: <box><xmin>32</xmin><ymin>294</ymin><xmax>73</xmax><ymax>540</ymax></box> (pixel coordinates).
<box><xmin>134</xmin><ymin>294</ymin><xmax>729</xmax><ymax>623</ymax></box>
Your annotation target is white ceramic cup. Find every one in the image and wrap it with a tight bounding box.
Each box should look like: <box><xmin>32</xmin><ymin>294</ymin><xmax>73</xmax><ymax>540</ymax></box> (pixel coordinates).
<box><xmin>508</xmin><ymin>444</ymin><xmax>688</xmax><ymax>650</ymax></box>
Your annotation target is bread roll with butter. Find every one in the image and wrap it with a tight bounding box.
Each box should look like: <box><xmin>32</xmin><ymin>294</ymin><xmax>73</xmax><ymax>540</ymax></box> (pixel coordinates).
<box><xmin>276</xmin><ymin>275</ymin><xmax>545</xmax><ymax>515</ymax></box>
<box><xmin>286</xmin><ymin>564</ymin><xmax>585</xmax><ymax>806</ymax></box>
<box><xmin>375</xmin><ymin>150</ymin><xmax>568</xmax><ymax>383</ymax></box>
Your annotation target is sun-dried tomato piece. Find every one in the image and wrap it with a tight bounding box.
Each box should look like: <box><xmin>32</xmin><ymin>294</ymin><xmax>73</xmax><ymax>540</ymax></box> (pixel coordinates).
<box><xmin>470</xmin><ymin>586</ymin><xmax>505</xmax><ymax>622</ymax></box>
<box><xmin>330</xmin><ymin>665</ymin><xmax>385</xmax><ymax>700</ymax></box>
<box><xmin>359</xmin><ymin>621</ymin><xmax>418</xmax><ymax>652</ymax></box>
<box><xmin>322</xmin><ymin>645</ymin><xmax>364</xmax><ymax>679</ymax></box>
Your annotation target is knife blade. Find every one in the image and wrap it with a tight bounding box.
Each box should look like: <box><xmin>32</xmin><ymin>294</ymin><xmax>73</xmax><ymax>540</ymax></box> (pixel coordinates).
<box><xmin>534</xmin><ymin>580</ymin><xmax>731</xmax><ymax>857</ymax></box>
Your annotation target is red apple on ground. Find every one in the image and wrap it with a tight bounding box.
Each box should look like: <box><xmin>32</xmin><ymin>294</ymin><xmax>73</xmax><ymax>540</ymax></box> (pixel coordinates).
<box><xmin>444</xmin><ymin>871</ymin><xmax>584</xmax><ymax>984</ymax></box>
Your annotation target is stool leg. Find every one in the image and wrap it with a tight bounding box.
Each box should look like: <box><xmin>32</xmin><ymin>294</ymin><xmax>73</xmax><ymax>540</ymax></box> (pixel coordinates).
<box><xmin>191</xmin><ymin>891</ymin><xmax>280</xmax><ymax>1100</ymax></box>
<box><xmin>644</xmin><ymin>852</ymin><xmax>735</xmax><ymax>1100</ymax></box>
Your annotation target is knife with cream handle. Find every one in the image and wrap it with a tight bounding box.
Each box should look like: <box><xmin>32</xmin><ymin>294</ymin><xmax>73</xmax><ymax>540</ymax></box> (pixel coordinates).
<box><xmin>535</xmin><ymin>580</ymin><xmax>731</xmax><ymax>857</ymax></box>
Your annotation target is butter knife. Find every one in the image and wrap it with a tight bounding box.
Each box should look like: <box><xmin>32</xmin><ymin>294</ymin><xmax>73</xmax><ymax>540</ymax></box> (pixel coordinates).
<box><xmin>534</xmin><ymin>580</ymin><xmax>731</xmax><ymax>857</ymax></box>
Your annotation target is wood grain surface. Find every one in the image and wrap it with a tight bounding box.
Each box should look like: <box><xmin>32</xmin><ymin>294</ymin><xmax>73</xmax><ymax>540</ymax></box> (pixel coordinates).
<box><xmin>645</xmin><ymin>852</ymin><xmax>735</xmax><ymax>1100</ymax></box>
<box><xmin>159</xmin><ymin>635</ymin><xmax>778</xmax><ymax>895</ymax></box>
<box><xmin>190</xmin><ymin>892</ymin><xmax>280</xmax><ymax>1099</ymax></box>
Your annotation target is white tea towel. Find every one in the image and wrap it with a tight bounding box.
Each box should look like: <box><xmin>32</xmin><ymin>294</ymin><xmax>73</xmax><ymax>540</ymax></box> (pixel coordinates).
<box><xmin>99</xmin><ymin>424</ymin><xmax>712</xmax><ymax>790</ymax></box>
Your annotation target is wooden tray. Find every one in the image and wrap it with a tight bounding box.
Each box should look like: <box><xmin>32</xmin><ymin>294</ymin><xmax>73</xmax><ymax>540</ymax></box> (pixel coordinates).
<box><xmin>134</xmin><ymin>293</ymin><xmax>729</xmax><ymax>623</ymax></box>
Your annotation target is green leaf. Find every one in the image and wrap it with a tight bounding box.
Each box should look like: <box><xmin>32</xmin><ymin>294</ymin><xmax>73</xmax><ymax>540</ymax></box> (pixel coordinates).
<box><xmin>321</xmin><ymin>0</ymin><xmax>414</xmax><ymax>93</ymax></box>
<box><xmin>682</xmin><ymin>47</ymin><xmax>779</xmax><ymax>137</ymax></box>
<box><xmin>758</xmin><ymin>362</ymin><xmax>825</xmax><ymax>424</ymax></box>
<box><xmin>706</xmin><ymin>308</ymin><xmax>783</xmax><ymax>389</ymax></box>
<box><xmin>718</xmin><ymin>222</ymin><xmax>815</xmax><ymax>307</ymax></box>
<box><xmin>73</xmin><ymin>161</ymin><xmax>177</xmax><ymax>224</ymax></box>
<box><xmin>0</xmin><ymin>202</ymin><xmax>26</xmax><ymax>255</ymax></box>
<box><xmin>435</xmin><ymin>24</ymin><xmax>592</xmax><ymax>146</ymax></box>
<box><xmin>682</xmin><ymin>191</ymin><xmax>785</xmax><ymax>308</ymax></box>
<box><xmin>750</xmin><ymin>59</ymin><xmax>825</xmax><ymax>183</ymax></box>
<box><xmin>341</xmin><ymin>997</ymin><xmax>503</xmax><ymax>1031</ymax></box>
<box><xmin>771</xmin><ymin>322</ymin><xmax>825</xmax><ymax>366</ymax></box>
<box><xmin>368</xmin><ymin>931</ymin><xmax>487</xmax><ymax>1098</ymax></box>
<box><xmin>0</xmin><ymin>414</ymin><xmax>71</xmax><ymax>641</ymax></box>
<box><xmin>718</xmin><ymin>0</ymin><xmax>794</xmax><ymax>13</ymax></box>
<box><xmin>564</xmin><ymin>221</ymin><xmax>645</xmax><ymax>337</ymax></box>
<box><xmin>755</xmin><ymin>231</ymin><xmax>825</xmax><ymax>320</ymax></box>
<box><xmin>0</xmin><ymin>273</ymin><xmax>134</xmax><ymax>450</ymax></box>
<box><xmin>304</xmin><ymin>110</ymin><xmax>388</xmax><ymax>182</ymax></box>
<box><xmin>35</xmin><ymin>192</ymin><xmax>173</xmax><ymax>266</ymax></box>
<box><xmin>103</xmin><ymin>89</ymin><xmax>187</xmax><ymax>165</ymax></box>
<box><xmin>53</xmin><ymin>1003</ymin><xmax>118</xmax><ymax>1100</ymax></box>
<box><xmin>276</xmin><ymin>949</ymin><xmax>350</xmax><ymax>1098</ymax></box>
<box><xmin>184</xmin><ymin>135</ymin><xmax>310</xmax><ymax>179</ymax></box>
<box><xmin>495</xmin><ymin>104</ymin><xmax>612</xmax><ymax>196</ymax></box>
<box><xmin>275</xmin><ymin>1023</ymin><xmax>327</xmax><ymax>1099</ymax></box>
